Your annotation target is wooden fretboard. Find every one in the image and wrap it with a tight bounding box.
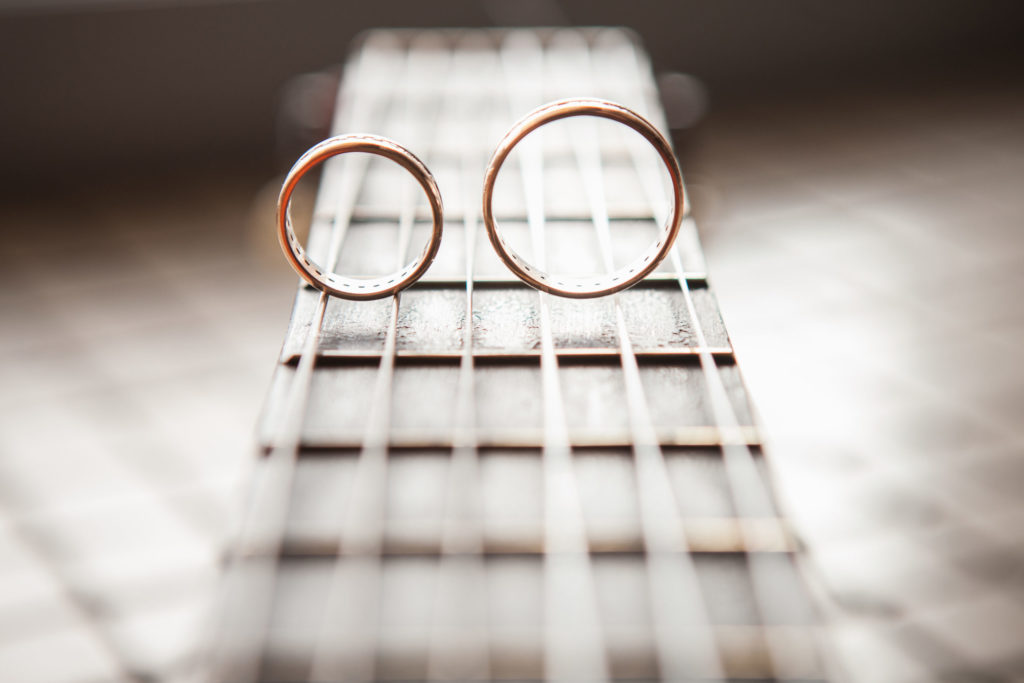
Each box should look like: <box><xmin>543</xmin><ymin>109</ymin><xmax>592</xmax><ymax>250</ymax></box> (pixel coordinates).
<box><xmin>212</xmin><ymin>28</ymin><xmax>830</xmax><ymax>683</ymax></box>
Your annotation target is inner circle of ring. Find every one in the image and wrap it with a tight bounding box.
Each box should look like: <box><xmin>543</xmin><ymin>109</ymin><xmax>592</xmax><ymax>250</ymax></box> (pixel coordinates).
<box><xmin>277</xmin><ymin>134</ymin><xmax>444</xmax><ymax>301</ymax></box>
<box><xmin>481</xmin><ymin>98</ymin><xmax>686</xmax><ymax>299</ymax></box>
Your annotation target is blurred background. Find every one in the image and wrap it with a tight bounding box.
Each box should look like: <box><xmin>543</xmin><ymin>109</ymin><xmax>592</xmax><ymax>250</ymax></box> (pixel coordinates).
<box><xmin>1</xmin><ymin>1</ymin><xmax>1023</xmax><ymax>681</ymax></box>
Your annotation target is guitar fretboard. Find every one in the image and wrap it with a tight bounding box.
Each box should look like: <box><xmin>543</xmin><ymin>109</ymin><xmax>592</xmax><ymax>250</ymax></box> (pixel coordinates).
<box><xmin>213</xmin><ymin>28</ymin><xmax>829</xmax><ymax>683</ymax></box>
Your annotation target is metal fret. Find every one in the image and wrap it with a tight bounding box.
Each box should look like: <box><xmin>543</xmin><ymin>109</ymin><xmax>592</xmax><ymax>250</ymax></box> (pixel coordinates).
<box><xmin>278</xmin><ymin>513</ymin><xmax>797</xmax><ymax>557</ymax></box>
<box><xmin>285</xmin><ymin>347</ymin><xmax>736</xmax><ymax>363</ymax></box>
<box><xmin>273</xmin><ymin>427</ymin><xmax>763</xmax><ymax>452</ymax></box>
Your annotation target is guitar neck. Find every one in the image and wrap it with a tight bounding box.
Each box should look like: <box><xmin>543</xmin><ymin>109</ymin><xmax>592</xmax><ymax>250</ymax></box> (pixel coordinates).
<box><xmin>213</xmin><ymin>27</ymin><xmax>830</xmax><ymax>683</ymax></box>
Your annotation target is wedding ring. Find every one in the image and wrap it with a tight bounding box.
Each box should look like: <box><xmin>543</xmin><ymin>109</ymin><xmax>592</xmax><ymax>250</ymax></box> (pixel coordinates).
<box><xmin>482</xmin><ymin>98</ymin><xmax>685</xmax><ymax>298</ymax></box>
<box><xmin>278</xmin><ymin>134</ymin><xmax>444</xmax><ymax>300</ymax></box>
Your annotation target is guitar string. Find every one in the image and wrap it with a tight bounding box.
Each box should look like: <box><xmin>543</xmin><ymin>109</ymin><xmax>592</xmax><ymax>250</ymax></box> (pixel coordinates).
<box><xmin>560</xmin><ymin>30</ymin><xmax>729</xmax><ymax>682</ymax></box>
<box><xmin>500</xmin><ymin>31</ymin><xmax>612</xmax><ymax>683</ymax></box>
<box><xmin>208</xmin><ymin>43</ymin><xmax>380</xmax><ymax>683</ymax></box>
<box><xmin>611</xmin><ymin>38</ymin><xmax>809</xmax><ymax>680</ymax></box>
<box><xmin>425</xmin><ymin>37</ymin><xmax>492</xmax><ymax>682</ymax></box>
<box><xmin>307</xmin><ymin>39</ymin><xmax>449</xmax><ymax>682</ymax></box>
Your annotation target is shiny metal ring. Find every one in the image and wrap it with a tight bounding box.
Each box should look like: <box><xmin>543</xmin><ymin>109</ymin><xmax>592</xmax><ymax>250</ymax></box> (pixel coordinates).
<box><xmin>482</xmin><ymin>98</ymin><xmax>685</xmax><ymax>298</ymax></box>
<box><xmin>277</xmin><ymin>134</ymin><xmax>443</xmax><ymax>301</ymax></box>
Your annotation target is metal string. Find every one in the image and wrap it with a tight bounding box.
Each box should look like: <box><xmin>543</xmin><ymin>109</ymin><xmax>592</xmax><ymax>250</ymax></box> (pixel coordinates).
<box><xmin>207</xmin><ymin>43</ymin><xmax>384</xmax><ymax>683</ymax></box>
<box><xmin>425</xmin><ymin>38</ymin><xmax>493</xmax><ymax>681</ymax></box>
<box><xmin>610</xmin><ymin>36</ymin><xmax>808</xmax><ymax>680</ymax></box>
<box><xmin>555</xmin><ymin>29</ymin><xmax>728</xmax><ymax>682</ymax></box>
<box><xmin>501</xmin><ymin>31</ymin><xmax>611</xmax><ymax>683</ymax></box>
<box><xmin>307</xmin><ymin>39</ymin><xmax>451</xmax><ymax>682</ymax></box>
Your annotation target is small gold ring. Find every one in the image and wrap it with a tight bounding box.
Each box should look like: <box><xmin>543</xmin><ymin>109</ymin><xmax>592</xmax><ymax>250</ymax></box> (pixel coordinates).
<box><xmin>481</xmin><ymin>98</ymin><xmax>685</xmax><ymax>298</ymax></box>
<box><xmin>277</xmin><ymin>134</ymin><xmax>444</xmax><ymax>300</ymax></box>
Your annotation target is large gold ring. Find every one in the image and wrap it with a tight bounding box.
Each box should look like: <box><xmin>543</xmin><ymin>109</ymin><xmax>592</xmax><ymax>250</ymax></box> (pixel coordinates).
<box><xmin>277</xmin><ymin>134</ymin><xmax>444</xmax><ymax>300</ymax></box>
<box><xmin>481</xmin><ymin>98</ymin><xmax>685</xmax><ymax>298</ymax></box>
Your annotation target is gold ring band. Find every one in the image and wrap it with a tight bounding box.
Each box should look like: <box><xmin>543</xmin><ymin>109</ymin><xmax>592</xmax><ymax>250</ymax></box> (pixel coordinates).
<box><xmin>481</xmin><ymin>98</ymin><xmax>685</xmax><ymax>298</ymax></box>
<box><xmin>277</xmin><ymin>134</ymin><xmax>444</xmax><ymax>300</ymax></box>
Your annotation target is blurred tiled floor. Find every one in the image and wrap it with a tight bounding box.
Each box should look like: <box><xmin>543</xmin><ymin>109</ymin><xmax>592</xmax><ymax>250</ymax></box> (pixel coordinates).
<box><xmin>1</xmin><ymin>79</ymin><xmax>1023</xmax><ymax>681</ymax></box>
<box><xmin>0</xmin><ymin>172</ymin><xmax>297</xmax><ymax>681</ymax></box>
<box><xmin>688</xmin><ymin>82</ymin><xmax>1024</xmax><ymax>681</ymax></box>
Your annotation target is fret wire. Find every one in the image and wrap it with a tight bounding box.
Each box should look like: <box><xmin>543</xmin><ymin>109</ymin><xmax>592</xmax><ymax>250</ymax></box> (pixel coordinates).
<box><xmin>289</xmin><ymin>347</ymin><xmax>735</xmax><ymax>364</ymax></box>
<box><xmin>287</xmin><ymin>426</ymin><xmax>763</xmax><ymax>452</ymax></box>
<box><xmin>308</xmin><ymin>42</ymin><xmax>449</xmax><ymax>682</ymax></box>
<box><xmin>287</xmin><ymin>346</ymin><xmax>735</xmax><ymax>364</ymax></box>
<box><xmin>615</xmin><ymin>44</ymin><xmax>805</xmax><ymax>679</ymax></box>
<box><xmin>502</xmin><ymin>32</ymin><xmax>611</xmax><ymax>683</ymax></box>
<box><xmin>564</xmin><ymin>33</ymin><xmax>727</xmax><ymax>682</ymax></box>
<box><xmin>299</xmin><ymin>270</ymin><xmax>708</xmax><ymax>289</ymax></box>
<box><xmin>426</xmin><ymin>48</ymin><xmax>492</xmax><ymax>679</ymax></box>
<box><xmin>279</xmin><ymin>514</ymin><xmax>795</xmax><ymax>556</ymax></box>
<box><xmin>209</xmin><ymin>44</ymin><xmax>384</xmax><ymax>683</ymax></box>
